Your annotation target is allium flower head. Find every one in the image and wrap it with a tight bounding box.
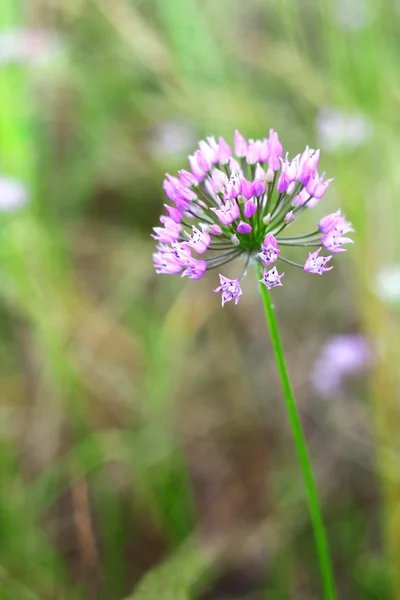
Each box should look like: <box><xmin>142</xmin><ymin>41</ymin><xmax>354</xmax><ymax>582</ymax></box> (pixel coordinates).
<box><xmin>152</xmin><ymin>130</ymin><xmax>354</xmax><ymax>306</ymax></box>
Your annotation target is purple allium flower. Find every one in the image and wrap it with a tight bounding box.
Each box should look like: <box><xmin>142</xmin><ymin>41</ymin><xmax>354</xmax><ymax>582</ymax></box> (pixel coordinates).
<box><xmin>182</xmin><ymin>258</ymin><xmax>208</xmax><ymax>280</ymax></box>
<box><xmin>246</xmin><ymin>139</ymin><xmax>258</xmax><ymax>164</ymax></box>
<box><xmin>226</xmin><ymin>174</ymin><xmax>241</xmax><ymax>199</ymax></box>
<box><xmin>153</xmin><ymin>245</ymin><xmax>185</xmax><ymax>275</ymax></box>
<box><xmin>291</xmin><ymin>188</ymin><xmax>312</xmax><ymax>208</ymax></box>
<box><xmin>218</xmin><ymin>137</ymin><xmax>232</xmax><ymax>164</ymax></box>
<box><xmin>152</xmin><ymin>216</ymin><xmax>182</xmax><ymax>243</ymax></box>
<box><xmin>211</xmin><ymin>199</ymin><xmax>240</xmax><ymax>225</ymax></box>
<box><xmin>244</xmin><ymin>199</ymin><xmax>257</xmax><ymax>218</ymax></box>
<box><xmin>184</xmin><ymin>226</ymin><xmax>211</xmax><ymax>254</ymax></box>
<box><xmin>306</xmin><ymin>171</ymin><xmax>334</xmax><ymax>199</ymax></box>
<box><xmin>240</xmin><ymin>177</ymin><xmax>253</xmax><ymax>200</ymax></box>
<box><xmin>319</xmin><ymin>211</ymin><xmax>354</xmax><ymax>253</ymax></box>
<box><xmin>277</xmin><ymin>155</ymin><xmax>292</xmax><ymax>193</ymax></box>
<box><xmin>237</xmin><ymin>221</ymin><xmax>252</xmax><ymax>234</ymax></box>
<box><xmin>259</xmin><ymin>234</ymin><xmax>280</xmax><ymax>266</ymax></box>
<box><xmin>214</xmin><ymin>275</ymin><xmax>243</xmax><ymax>306</ymax></box>
<box><xmin>188</xmin><ymin>154</ymin><xmax>206</xmax><ymax>182</ymax></box>
<box><xmin>304</xmin><ymin>248</ymin><xmax>333</xmax><ymax>274</ymax></box>
<box><xmin>255</xmin><ymin>164</ymin><xmax>266</xmax><ymax>181</ymax></box>
<box><xmin>258</xmin><ymin>140</ymin><xmax>269</xmax><ymax>163</ymax></box>
<box><xmin>318</xmin><ymin>210</ymin><xmax>343</xmax><ymax>234</ymax></box>
<box><xmin>252</xmin><ymin>178</ymin><xmax>266</xmax><ymax>197</ymax></box>
<box><xmin>299</xmin><ymin>147</ymin><xmax>320</xmax><ymax>185</ymax></box>
<box><xmin>179</xmin><ymin>169</ymin><xmax>198</xmax><ymax>187</ymax></box>
<box><xmin>164</xmin><ymin>203</ymin><xmax>183</xmax><ymax>223</ymax></box>
<box><xmin>152</xmin><ymin>130</ymin><xmax>353</xmax><ymax>306</ymax></box>
<box><xmin>260</xmin><ymin>267</ymin><xmax>285</xmax><ymax>290</ymax></box>
<box><xmin>284</xmin><ymin>210</ymin><xmax>295</xmax><ymax>223</ymax></box>
<box><xmin>267</xmin><ymin>129</ymin><xmax>283</xmax><ymax>170</ymax></box>
<box><xmin>311</xmin><ymin>335</ymin><xmax>372</xmax><ymax>398</ymax></box>
<box><xmin>209</xmin><ymin>224</ymin><xmax>223</xmax><ymax>236</ymax></box>
<box><xmin>195</xmin><ymin>147</ymin><xmax>212</xmax><ymax>172</ymax></box>
<box><xmin>234</xmin><ymin>130</ymin><xmax>247</xmax><ymax>157</ymax></box>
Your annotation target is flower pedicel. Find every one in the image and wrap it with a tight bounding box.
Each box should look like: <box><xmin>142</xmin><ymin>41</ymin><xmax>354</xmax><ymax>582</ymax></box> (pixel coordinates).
<box><xmin>152</xmin><ymin>130</ymin><xmax>354</xmax><ymax>305</ymax></box>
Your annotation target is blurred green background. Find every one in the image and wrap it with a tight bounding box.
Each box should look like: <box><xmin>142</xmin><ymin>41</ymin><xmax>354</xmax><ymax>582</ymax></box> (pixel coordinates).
<box><xmin>0</xmin><ymin>0</ymin><xmax>399</xmax><ymax>598</ymax></box>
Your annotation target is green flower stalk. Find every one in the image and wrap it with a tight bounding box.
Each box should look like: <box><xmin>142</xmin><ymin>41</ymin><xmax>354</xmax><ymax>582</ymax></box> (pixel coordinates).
<box><xmin>257</xmin><ymin>262</ymin><xmax>336</xmax><ymax>600</ymax></box>
<box><xmin>151</xmin><ymin>129</ymin><xmax>353</xmax><ymax>597</ymax></box>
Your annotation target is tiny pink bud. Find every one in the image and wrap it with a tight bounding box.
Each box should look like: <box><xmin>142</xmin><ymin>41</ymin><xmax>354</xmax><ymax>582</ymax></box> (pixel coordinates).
<box><xmin>228</xmin><ymin>157</ymin><xmax>242</xmax><ymax>175</ymax></box>
<box><xmin>237</xmin><ymin>221</ymin><xmax>252</xmax><ymax>234</ymax></box>
<box><xmin>262</xmin><ymin>213</ymin><xmax>272</xmax><ymax>224</ymax></box>
<box><xmin>255</xmin><ymin>164</ymin><xmax>266</xmax><ymax>181</ymax></box>
<box><xmin>234</xmin><ymin>130</ymin><xmax>247</xmax><ymax>157</ymax></box>
<box><xmin>218</xmin><ymin>137</ymin><xmax>232</xmax><ymax>164</ymax></box>
<box><xmin>284</xmin><ymin>210</ymin><xmax>295</xmax><ymax>223</ymax></box>
<box><xmin>287</xmin><ymin>181</ymin><xmax>296</xmax><ymax>195</ymax></box>
<box><xmin>179</xmin><ymin>169</ymin><xmax>198</xmax><ymax>187</ymax></box>
<box><xmin>244</xmin><ymin>199</ymin><xmax>257</xmax><ymax>218</ymax></box>
<box><xmin>265</xmin><ymin>168</ymin><xmax>274</xmax><ymax>183</ymax></box>
<box><xmin>195</xmin><ymin>148</ymin><xmax>211</xmax><ymax>172</ymax></box>
<box><xmin>259</xmin><ymin>139</ymin><xmax>269</xmax><ymax>162</ymax></box>
<box><xmin>164</xmin><ymin>204</ymin><xmax>183</xmax><ymax>223</ymax></box>
<box><xmin>209</xmin><ymin>224</ymin><xmax>223</xmax><ymax>235</ymax></box>
<box><xmin>240</xmin><ymin>177</ymin><xmax>253</xmax><ymax>199</ymax></box>
<box><xmin>251</xmin><ymin>179</ymin><xmax>265</xmax><ymax>196</ymax></box>
<box><xmin>246</xmin><ymin>139</ymin><xmax>258</xmax><ymax>165</ymax></box>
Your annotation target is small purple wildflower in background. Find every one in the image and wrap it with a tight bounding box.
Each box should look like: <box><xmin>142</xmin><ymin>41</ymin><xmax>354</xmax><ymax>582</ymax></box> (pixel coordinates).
<box><xmin>316</xmin><ymin>107</ymin><xmax>373</xmax><ymax>152</ymax></box>
<box><xmin>152</xmin><ymin>129</ymin><xmax>354</xmax><ymax>306</ymax></box>
<box><xmin>334</xmin><ymin>0</ymin><xmax>374</xmax><ymax>30</ymax></box>
<box><xmin>311</xmin><ymin>335</ymin><xmax>372</xmax><ymax>398</ymax></box>
<box><xmin>0</xmin><ymin>29</ymin><xmax>61</xmax><ymax>67</ymax></box>
<box><xmin>149</xmin><ymin>118</ymin><xmax>196</xmax><ymax>159</ymax></box>
<box><xmin>0</xmin><ymin>177</ymin><xmax>29</xmax><ymax>211</ymax></box>
<box><xmin>376</xmin><ymin>264</ymin><xmax>400</xmax><ymax>305</ymax></box>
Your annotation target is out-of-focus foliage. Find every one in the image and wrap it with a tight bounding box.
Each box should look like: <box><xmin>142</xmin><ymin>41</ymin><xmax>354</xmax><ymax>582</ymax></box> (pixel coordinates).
<box><xmin>0</xmin><ymin>0</ymin><xmax>399</xmax><ymax>598</ymax></box>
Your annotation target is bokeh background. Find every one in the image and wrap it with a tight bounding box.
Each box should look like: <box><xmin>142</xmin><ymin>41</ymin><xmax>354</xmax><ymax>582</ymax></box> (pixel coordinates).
<box><xmin>1</xmin><ymin>0</ymin><xmax>400</xmax><ymax>598</ymax></box>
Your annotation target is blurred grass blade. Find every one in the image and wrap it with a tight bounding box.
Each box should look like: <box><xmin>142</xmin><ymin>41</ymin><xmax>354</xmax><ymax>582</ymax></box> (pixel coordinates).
<box><xmin>153</xmin><ymin>0</ymin><xmax>227</xmax><ymax>84</ymax></box>
<box><xmin>124</xmin><ymin>538</ymin><xmax>215</xmax><ymax>600</ymax></box>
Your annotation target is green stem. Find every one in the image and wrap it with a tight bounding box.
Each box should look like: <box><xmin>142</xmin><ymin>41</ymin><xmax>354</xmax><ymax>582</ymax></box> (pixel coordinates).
<box><xmin>257</xmin><ymin>263</ymin><xmax>336</xmax><ymax>600</ymax></box>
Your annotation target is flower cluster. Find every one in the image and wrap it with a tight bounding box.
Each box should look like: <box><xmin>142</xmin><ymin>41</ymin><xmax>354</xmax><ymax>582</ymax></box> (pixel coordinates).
<box><xmin>152</xmin><ymin>129</ymin><xmax>354</xmax><ymax>306</ymax></box>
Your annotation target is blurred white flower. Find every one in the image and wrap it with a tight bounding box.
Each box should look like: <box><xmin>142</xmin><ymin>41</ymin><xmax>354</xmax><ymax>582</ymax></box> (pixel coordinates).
<box><xmin>376</xmin><ymin>264</ymin><xmax>400</xmax><ymax>305</ymax></box>
<box><xmin>149</xmin><ymin>119</ymin><xmax>196</xmax><ymax>159</ymax></box>
<box><xmin>316</xmin><ymin>108</ymin><xmax>373</xmax><ymax>152</ymax></box>
<box><xmin>0</xmin><ymin>28</ymin><xmax>62</xmax><ymax>67</ymax></box>
<box><xmin>0</xmin><ymin>177</ymin><xmax>29</xmax><ymax>211</ymax></box>
<box><xmin>311</xmin><ymin>335</ymin><xmax>372</xmax><ymax>398</ymax></box>
<box><xmin>335</xmin><ymin>0</ymin><xmax>374</xmax><ymax>30</ymax></box>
